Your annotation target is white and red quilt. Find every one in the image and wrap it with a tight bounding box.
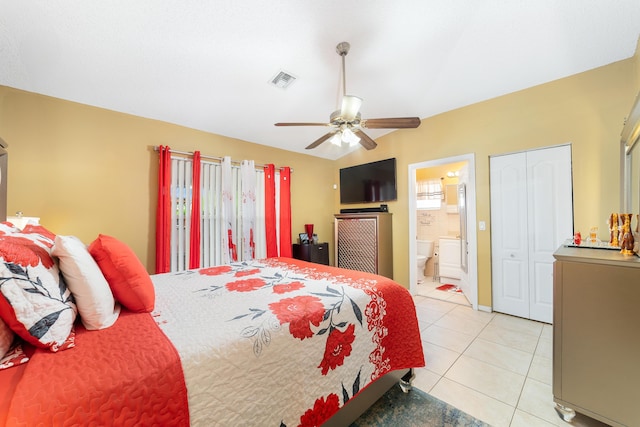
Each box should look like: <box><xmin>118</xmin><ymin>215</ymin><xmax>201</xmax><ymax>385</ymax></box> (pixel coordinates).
<box><xmin>152</xmin><ymin>257</ymin><xmax>425</xmax><ymax>427</ymax></box>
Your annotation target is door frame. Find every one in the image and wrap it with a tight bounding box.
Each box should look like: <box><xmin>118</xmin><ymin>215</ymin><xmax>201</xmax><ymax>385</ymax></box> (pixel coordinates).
<box><xmin>408</xmin><ymin>153</ymin><xmax>479</xmax><ymax>310</ymax></box>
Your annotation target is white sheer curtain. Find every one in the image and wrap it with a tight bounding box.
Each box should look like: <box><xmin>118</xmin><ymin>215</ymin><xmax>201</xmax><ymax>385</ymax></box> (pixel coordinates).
<box><xmin>201</xmin><ymin>161</ymin><xmax>222</xmax><ymax>267</ymax></box>
<box><xmin>168</xmin><ymin>155</ymin><xmax>283</xmax><ymax>272</ymax></box>
<box><xmin>243</xmin><ymin>169</ymin><xmax>280</xmax><ymax>259</ymax></box>
<box><xmin>240</xmin><ymin>160</ymin><xmax>256</xmax><ymax>260</ymax></box>
<box><xmin>220</xmin><ymin>156</ymin><xmax>236</xmax><ymax>264</ymax></box>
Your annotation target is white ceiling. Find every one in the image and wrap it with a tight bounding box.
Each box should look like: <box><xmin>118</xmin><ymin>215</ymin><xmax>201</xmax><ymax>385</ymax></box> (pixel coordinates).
<box><xmin>1</xmin><ymin>1</ymin><xmax>639</xmax><ymax>160</ymax></box>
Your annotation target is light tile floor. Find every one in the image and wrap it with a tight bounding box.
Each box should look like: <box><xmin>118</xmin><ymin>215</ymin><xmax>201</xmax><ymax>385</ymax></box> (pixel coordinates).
<box><xmin>412</xmin><ymin>281</ymin><xmax>609</xmax><ymax>427</ymax></box>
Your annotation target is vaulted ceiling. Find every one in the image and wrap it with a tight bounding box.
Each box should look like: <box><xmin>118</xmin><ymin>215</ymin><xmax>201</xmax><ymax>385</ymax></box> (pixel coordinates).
<box><xmin>1</xmin><ymin>1</ymin><xmax>639</xmax><ymax>159</ymax></box>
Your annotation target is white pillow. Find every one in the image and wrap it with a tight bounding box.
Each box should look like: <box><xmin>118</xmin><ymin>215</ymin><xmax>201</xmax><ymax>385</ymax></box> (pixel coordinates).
<box><xmin>52</xmin><ymin>235</ymin><xmax>120</xmax><ymax>330</ymax></box>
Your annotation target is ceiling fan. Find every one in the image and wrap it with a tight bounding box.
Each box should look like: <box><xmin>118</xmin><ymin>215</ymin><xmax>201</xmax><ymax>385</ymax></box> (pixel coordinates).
<box><xmin>275</xmin><ymin>41</ymin><xmax>421</xmax><ymax>150</ymax></box>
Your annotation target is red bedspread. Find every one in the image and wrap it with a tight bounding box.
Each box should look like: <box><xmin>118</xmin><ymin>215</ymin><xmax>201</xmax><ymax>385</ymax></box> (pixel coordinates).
<box><xmin>1</xmin><ymin>311</ymin><xmax>189</xmax><ymax>427</ymax></box>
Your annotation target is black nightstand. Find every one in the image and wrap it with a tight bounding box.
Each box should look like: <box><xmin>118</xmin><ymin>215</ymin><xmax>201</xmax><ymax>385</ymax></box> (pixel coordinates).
<box><xmin>292</xmin><ymin>243</ymin><xmax>329</xmax><ymax>265</ymax></box>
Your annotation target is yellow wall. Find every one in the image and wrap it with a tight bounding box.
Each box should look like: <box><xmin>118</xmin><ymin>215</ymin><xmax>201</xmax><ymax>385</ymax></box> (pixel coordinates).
<box><xmin>0</xmin><ymin>86</ymin><xmax>336</xmax><ymax>269</ymax></box>
<box><xmin>336</xmin><ymin>57</ymin><xmax>637</xmax><ymax>307</ymax></box>
<box><xmin>415</xmin><ymin>161</ymin><xmax>467</xmax><ymax>183</ymax></box>
<box><xmin>1</xmin><ymin>53</ymin><xmax>638</xmax><ymax>309</ymax></box>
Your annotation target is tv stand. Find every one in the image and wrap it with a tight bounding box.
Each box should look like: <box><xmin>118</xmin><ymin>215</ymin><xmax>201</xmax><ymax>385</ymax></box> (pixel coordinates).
<box><xmin>334</xmin><ymin>213</ymin><xmax>393</xmax><ymax>279</ymax></box>
<box><xmin>340</xmin><ymin>204</ymin><xmax>388</xmax><ymax>214</ymax></box>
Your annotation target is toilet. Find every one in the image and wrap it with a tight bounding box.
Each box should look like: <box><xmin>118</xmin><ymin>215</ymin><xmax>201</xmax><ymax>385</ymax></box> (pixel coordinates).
<box><xmin>416</xmin><ymin>240</ymin><xmax>434</xmax><ymax>283</ymax></box>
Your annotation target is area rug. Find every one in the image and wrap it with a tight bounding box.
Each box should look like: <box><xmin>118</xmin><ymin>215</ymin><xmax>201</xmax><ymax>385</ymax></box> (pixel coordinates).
<box><xmin>351</xmin><ymin>384</ymin><xmax>490</xmax><ymax>427</ymax></box>
<box><xmin>435</xmin><ymin>284</ymin><xmax>463</xmax><ymax>293</ymax></box>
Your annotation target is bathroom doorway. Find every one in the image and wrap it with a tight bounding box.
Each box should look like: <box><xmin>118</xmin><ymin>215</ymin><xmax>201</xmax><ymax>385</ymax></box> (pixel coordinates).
<box><xmin>408</xmin><ymin>154</ymin><xmax>478</xmax><ymax>310</ymax></box>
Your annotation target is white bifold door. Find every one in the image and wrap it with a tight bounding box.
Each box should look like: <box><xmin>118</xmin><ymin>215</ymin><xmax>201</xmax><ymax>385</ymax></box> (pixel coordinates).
<box><xmin>490</xmin><ymin>145</ymin><xmax>573</xmax><ymax>323</ymax></box>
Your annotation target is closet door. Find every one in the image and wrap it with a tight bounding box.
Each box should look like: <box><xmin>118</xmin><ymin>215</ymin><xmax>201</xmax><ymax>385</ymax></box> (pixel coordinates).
<box><xmin>490</xmin><ymin>145</ymin><xmax>573</xmax><ymax>323</ymax></box>
<box><xmin>490</xmin><ymin>152</ymin><xmax>530</xmax><ymax>319</ymax></box>
<box><xmin>526</xmin><ymin>146</ymin><xmax>573</xmax><ymax>322</ymax></box>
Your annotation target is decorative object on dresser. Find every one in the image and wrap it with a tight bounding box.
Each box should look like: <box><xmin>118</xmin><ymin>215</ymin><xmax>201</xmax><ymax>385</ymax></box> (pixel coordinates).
<box><xmin>304</xmin><ymin>223</ymin><xmax>314</xmax><ymax>241</ymax></box>
<box><xmin>292</xmin><ymin>242</ymin><xmax>329</xmax><ymax>265</ymax></box>
<box><xmin>618</xmin><ymin>213</ymin><xmax>635</xmax><ymax>255</ymax></box>
<box><xmin>334</xmin><ymin>212</ymin><xmax>393</xmax><ymax>279</ymax></box>
<box><xmin>553</xmin><ymin>245</ymin><xmax>640</xmax><ymax>427</ymax></box>
<box><xmin>608</xmin><ymin>213</ymin><xmax>619</xmax><ymax>246</ymax></box>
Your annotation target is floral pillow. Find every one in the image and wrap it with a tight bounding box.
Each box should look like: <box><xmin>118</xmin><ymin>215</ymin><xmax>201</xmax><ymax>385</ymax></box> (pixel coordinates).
<box><xmin>0</xmin><ymin>317</ymin><xmax>29</xmax><ymax>370</ymax></box>
<box><xmin>0</xmin><ymin>317</ymin><xmax>13</xmax><ymax>359</ymax></box>
<box><xmin>0</xmin><ymin>343</ymin><xmax>29</xmax><ymax>370</ymax></box>
<box><xmin>0</xmin><ymin>227</ymin><xmax>77</xmax><ymax>351</ymax></box>
<box><xmin>0</xmin><ymin>222</ymin><xmax>20</xmax><ymax>235</ymax></box>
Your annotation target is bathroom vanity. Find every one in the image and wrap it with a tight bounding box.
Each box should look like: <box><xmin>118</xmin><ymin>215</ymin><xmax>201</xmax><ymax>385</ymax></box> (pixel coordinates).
<box><xmin>438</xmin><ymin>236</ymin><xmax>461</xmax><ymax>280</ymax></box>
<box><xmin>552</xmin><ymin>245</ymin><xmax>640</xmax><ymax>427</ymax></box>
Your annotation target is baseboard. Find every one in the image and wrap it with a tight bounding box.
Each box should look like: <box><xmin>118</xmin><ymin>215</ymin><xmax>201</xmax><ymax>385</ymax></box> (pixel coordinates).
<box><xmin>478</xmin><ymin>305</ymin><xmax>492</xmax><ymax>313</ymax></box>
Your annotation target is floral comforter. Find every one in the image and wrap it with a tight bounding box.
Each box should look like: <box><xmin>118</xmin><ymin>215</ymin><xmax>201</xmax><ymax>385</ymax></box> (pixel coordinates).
<box><xmin>152</xmin><ymin>257</ymin><xmax>425</xmax><ymax>427</ymax></box>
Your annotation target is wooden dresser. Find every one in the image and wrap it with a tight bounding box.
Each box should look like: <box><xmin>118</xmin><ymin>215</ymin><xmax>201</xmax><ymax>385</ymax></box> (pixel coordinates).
<box><xmin>552</xmin><ymin>246</ymin><xmax>640</xmax><ymax>427</ymax></box>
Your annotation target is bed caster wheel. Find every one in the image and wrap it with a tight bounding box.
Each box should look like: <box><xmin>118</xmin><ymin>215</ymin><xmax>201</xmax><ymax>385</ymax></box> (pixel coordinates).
<box><xmin>554</xmin><ymin>403</ymin><xmax>576</xmax><ymax>422</ymax></box>
<box><xmin>399</xmin><ymin>379</ymin><xmax>412</xmax><ymax>393</ymax></box>
<box><xmin>399</xmin><ymin>369</ymin><xmax>415</xmax><ymax>394</ymax></box>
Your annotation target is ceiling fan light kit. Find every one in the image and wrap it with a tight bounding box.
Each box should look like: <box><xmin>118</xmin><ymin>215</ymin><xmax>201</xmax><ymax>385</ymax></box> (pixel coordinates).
<box><xmin>275</xmin><ymin>41</ymin><xmax>421</xmax><ymax>150</ymax></box>
<box><xmin>330</xmin><ymin>127</ymin><xmax>360</xmax><ymax>147</ymax></box>
<box><xmin>340</xmin><ymin>95</ymin><xmax>363</xmax><ymax>121</ymax></box>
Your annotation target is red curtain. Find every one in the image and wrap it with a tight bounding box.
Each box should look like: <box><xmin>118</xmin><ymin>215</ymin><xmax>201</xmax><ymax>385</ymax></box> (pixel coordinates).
<box><xmin>264</xmin><ymin>164</ymin><xmax>278</xmax><ymax>257</ymax></box>
<box><xmin>279</xmin><ymin>167</ymin><xmax>292</xmax><ymax>257</ymax></box>
<box><xmin>155</xmin><ymin>145</ymin><xmax>171</xmax><ymax>274</ymax></box>
<box><xmin>189</xmin><ymin>151</ymin><xmax>201</xmax><ymax>269</ymax></box>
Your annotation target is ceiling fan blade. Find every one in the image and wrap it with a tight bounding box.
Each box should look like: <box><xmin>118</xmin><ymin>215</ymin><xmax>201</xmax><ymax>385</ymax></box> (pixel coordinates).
<box><xmin>354</xmin><ymin>130</ymin><xmax>377</xmax><ymax>150</ymax></box>
<box><xmin>306</xmin><ymin>132</ymin><xmax>337</xmax><ymax>149</ymax></box>
<box><xmin>275</xmin><ymin>122</ymin><xmax>329</xmax><ymax>127</ymax></box>
<box><xmin>361</xmin><ymin>117</ymin><xmax>421</xmax><ymax>129</ymax></box>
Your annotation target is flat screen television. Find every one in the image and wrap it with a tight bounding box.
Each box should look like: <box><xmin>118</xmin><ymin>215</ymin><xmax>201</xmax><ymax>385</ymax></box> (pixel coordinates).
<box><xmin>339</xmin><ymin>158</ymin><xmax>397</xmax><ymax>204</ymax></box>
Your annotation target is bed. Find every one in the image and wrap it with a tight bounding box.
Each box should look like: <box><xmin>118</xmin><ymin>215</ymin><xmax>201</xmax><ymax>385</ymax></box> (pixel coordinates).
<box><xmin>0</xmin><ymin>226</ymin><xmax>425</xmax><ymax>426</ymax></box>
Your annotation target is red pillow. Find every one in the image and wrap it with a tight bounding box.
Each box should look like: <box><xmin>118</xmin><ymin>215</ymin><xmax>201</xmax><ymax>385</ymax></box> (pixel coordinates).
<box><xmin>88</xmin><ymin>234</ymin><xmax>154</xmax><ymax>313</ymax></box>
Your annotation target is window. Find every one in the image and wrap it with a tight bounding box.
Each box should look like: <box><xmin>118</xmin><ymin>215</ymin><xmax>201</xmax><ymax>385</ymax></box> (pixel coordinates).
<box><xmin>416</xmin><ymin>179</ymin><xmax>443</xmax><ymax>210</ymax></box>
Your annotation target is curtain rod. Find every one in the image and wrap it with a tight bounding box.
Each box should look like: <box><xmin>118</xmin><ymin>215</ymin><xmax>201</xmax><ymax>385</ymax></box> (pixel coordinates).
<box><xmin>153</xmin><ymin>146</ymin><xmax>293</xmax><ymax>172</ymax></box>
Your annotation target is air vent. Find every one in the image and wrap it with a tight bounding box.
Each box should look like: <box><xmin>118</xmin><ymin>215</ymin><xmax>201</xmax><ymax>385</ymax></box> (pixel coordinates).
<box><xmin>270</xmin><ymin>71</ymin><xmax>296</xmax><ymax>89</ymax></box>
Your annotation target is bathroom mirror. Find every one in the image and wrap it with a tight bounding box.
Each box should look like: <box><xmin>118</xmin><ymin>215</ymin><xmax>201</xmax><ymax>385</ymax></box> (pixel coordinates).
<box><xmin>622</xmin><ymin>92</ymin><xmax>640</xmax><ymax>214</ymax></box>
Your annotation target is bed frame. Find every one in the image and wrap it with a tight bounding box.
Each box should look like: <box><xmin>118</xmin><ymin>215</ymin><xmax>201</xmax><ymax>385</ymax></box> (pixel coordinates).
<box><xmin>323</xmin><ymin>368</ymin><xmax>414</xmax><ymax>426</ymax></box>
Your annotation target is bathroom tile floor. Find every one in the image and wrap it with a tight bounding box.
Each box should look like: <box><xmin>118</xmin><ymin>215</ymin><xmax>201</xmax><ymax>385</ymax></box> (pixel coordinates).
<box><xmin>416</xmin><ymin>277</ymin><xmax>472</xmax><ymax>306</ymax></box>
<box><xmin>412</xmin><ymin>295</ymin><xmax>609</xmax><ymax>427</ymax></box>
